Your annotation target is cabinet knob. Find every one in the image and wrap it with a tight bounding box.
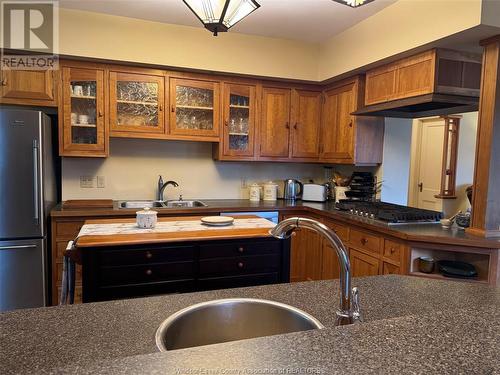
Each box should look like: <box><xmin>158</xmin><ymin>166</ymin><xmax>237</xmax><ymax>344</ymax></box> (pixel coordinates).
<box><xmin>145</xmin><ymin>251</ymin><xmax>153</xmax><ymax>259</ymax></box>
<box><xmin>361</xmin><ymin>238</ymin><xmax>368</xmax><ymax>245</ymax></box>
<box><xmin>225</xmin><ymin>120</ymin><xmax>229</xmax><ymax>127</ymax></box>
<box><xmin>238</xmin><ymin>246</ymin><xmax>244</xmax><ymax>253</ymax></box>
<box><xmin>237</xmin><ymin>262</ymin><xmax>244</xmax><ymax>269</ymax></box>
<box><xmin>294</xmin><ymin>123</ymin><xmax>298</xmax><ymax>130</ymax></box>
<box><xmin>390</xmin><ymin>247</ymin><xmax>396</xmax><ymax>254</ymax></box>
<box><xmin>98</xmin><ymin>110</ymin><xmax>103</xmax><ymax>117</ymax></box>
<box><xmin>348</xmin><ymin>121</ymin><xmax>353</xmax><ymax>128</ymax></box>
<box><xmin>171</xmin><ymin>105</ymin><xmax>175</xmax><ymax>113</ymax></box>
<box><xmin>145</xmin><ymin>269</ymin><xmax>153</xmax><ymax>276</ymax></box>
<box><xmin>285</xmin><ymin>122</ymin><xmax>290</xmax><ymax>129</ymax></box>
<box><xmin>1</xmin><ymin>78</ymin><xmax>7</xmax><ymax>86</ymax></box>
<box><xmin>159</xmin><ymin>104</ymin><xmax>163</xmax><ymax>111</ymax></box>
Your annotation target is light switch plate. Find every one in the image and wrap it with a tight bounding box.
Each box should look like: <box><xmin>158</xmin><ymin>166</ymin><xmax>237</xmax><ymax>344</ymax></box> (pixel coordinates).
<box><xmin>80</xmin><ymin>176</ymin><xmax>95</xmax><ymax>188</ymax></box>
<box><xmin>97</xmin><ymin>176</ymin><xmax>105</xmax><ymax>188</ymax></box>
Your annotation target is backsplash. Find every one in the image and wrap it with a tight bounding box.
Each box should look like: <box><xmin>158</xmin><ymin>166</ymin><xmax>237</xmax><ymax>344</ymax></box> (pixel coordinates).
<box><xmin>61</xmin><ymin>138</ymin><xmax>329</xmax><ymax>201</ymax></box>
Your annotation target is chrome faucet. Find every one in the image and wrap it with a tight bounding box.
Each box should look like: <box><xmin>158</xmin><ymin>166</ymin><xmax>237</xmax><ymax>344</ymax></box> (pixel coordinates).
<box><xmin>157</xmin><ymin>175</ymin><xmax>179</xmax><ymax>201</ymax></box>
<box><xmin>269</xmin><ymin>217</ymin><xmax>362</xmax><ymax>326</ymax></box>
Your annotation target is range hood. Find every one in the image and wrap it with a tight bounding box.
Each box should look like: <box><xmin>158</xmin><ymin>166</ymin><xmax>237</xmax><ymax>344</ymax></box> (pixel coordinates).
<box><xmin>352</xmin><ymin>93</ymin><xmax>479</xmax><ymax>119</ymax></box>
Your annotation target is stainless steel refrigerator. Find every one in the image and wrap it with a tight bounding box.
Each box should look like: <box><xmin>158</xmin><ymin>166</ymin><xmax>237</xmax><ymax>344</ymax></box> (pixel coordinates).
<box><xmin>0</xmin><ymin>109</ymin><xmax>57</xmax><ymax>312</ymax></box>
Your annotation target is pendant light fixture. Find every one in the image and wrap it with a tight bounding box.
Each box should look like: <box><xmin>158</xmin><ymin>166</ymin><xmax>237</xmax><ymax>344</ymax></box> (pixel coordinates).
<box><xmin>183</xmin><ymin>0</ymin><xmax>261</xmax><ymax>36</ymax></box>
<box><xmin>332</xmin><ymin>0</ymin><xmax>375</xmax><ymax>7</ymax></box>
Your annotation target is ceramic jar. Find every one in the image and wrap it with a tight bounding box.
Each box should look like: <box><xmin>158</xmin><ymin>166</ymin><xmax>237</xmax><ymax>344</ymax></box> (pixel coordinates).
<box><xmin>263</xmin><ymin>181</ymin><xmax>278</xmax><ymax>201</ymax></box>
<box><xmin>249</xmin><ymin>183</ymin><xmax>261</xmax><ymax>201</ymax></box>
<box><xmin>136</xmin><ymin>207</ymin><xmax>158</xmax><ymax>229</ymax></box>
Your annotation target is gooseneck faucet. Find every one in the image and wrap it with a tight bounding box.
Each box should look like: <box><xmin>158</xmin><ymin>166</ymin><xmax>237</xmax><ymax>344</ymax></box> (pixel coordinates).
<box><xmin>157</xmin><ymin>175</ymin><xmax>179</xmax><ymax>201</ymax></box>
<box><xmin>269</xmin><ymin>217</ymin><xmax>362</xmax><ymax>326</ymax></box>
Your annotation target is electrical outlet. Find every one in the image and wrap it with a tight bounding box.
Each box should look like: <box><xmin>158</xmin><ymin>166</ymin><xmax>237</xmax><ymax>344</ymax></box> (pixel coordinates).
<box><xmin>80</xmin><ymin>176</ymin><xmax>95</xmax><ymax>188</ymax></box>
<box><xmin>97</xmin><ymin>176</ymin><xmax>106</xmax><ymax>188</ymax></box>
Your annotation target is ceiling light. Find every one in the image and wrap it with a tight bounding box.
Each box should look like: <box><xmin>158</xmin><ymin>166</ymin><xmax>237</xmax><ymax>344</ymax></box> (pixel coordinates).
<box><xmin>332</xmin><ymin>0</ymin><xmax>375</xmax><ymax>8</ymax></box>
<box><xmin>183</xmin><ymin>0</ymin><xmax>260</xmax><ymax>36</ymax></box>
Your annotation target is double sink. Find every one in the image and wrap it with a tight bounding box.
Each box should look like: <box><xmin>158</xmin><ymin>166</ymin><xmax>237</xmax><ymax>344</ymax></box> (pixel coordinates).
<box><xmin>118</xmin><ymin>200</ymin><xmax>207</xmax><ymax>209</ymax></box>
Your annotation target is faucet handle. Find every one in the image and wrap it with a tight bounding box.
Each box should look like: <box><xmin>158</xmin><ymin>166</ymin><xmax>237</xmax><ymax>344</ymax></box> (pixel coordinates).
<box><xmin>351</xmin><ymin>287</ymin><xmax>363</xmax><ymax>323</ymax></box>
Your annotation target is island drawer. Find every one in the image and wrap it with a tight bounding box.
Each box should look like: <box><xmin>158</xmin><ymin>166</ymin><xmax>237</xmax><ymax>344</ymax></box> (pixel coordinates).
<box><xmin>98</xmin><ymin>261</ymin><xmax>195</xmax><ymax>286</ymax></box>
<box><xmin>90</xmin><ymin>279</ymin><xmax>195</xmax><ymax>302</ymax></box>
<box><xmin>199</xmin><ymin>254</ymin><xmax>280</xmax><ymax>277</ymax></box>
<box><xmin>383</xmin><ymin>240</ymin><xmax>403</xmax><ymax>264</ymax></box>
<box><xmin>199</xmin><ymin>240</ymin><xmax>281</xmax><ymax>259</ymax></box>
<box><xmin>198</xmin><ymin>273</ymin><xmax>280</xmax><ymax>291</ymax></box>
<box><xmin>350</xmin><ymin>229</ymin><xmax>381</xmax><ymax>255</ymax></box>
<box><xmin>98</xmin><ymin>245</ymin><xmax>196</xmax><ymax>267</ymax></box>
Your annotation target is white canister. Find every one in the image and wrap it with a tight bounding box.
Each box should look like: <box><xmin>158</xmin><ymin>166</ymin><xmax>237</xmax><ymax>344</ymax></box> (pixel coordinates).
<box><xmin>263</xmin><ymin>181</ymin><xmax>278</xmax><ymax>201</ymax></box>
<box><xmin>334</xmin><ymin>186</ymin><xmax>350</xmax><ymax>203</ymax></box>
<box><xmin>136</xmin><ymin>207</ymin><xmax>158</xmax><ymax>229</ymax></box>
<box><xmin>249</xmin><ymin>183</ymin><xmax>261</xmax><ymax>201</ymax></box>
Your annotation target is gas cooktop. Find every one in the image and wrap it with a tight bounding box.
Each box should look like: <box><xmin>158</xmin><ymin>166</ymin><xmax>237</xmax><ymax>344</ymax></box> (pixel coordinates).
<box><xmin>336</xmin><ymin>200</ymin><xmax>443</xmax><ymax>225</ymax></box>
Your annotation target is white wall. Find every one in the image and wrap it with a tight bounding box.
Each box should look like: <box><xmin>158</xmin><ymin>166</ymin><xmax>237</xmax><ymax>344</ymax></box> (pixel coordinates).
<box><xmin>61</xmin><ymin>139</ymin><xmax>327</xmax><ymax>200</ymax></box>
<box><xmin>379</xmin><ymin>118</ymin><xmax>413</xmax><ymax>205</ymax></box>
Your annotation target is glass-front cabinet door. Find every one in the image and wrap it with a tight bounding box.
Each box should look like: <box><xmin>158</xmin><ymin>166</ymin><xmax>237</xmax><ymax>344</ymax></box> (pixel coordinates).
<box><xmin>61</xmin><ymin>66</ymin><xmax>106</xmax><ymax>157</ymax></box>
<box><xmin>109</xmin><ymin>71</ymin><xmax>165</xmax><ymax>137</ymax></box>
<box><xmin>223</xmin><ymin>83</ymin><xmax>256</xmax><ymax>158</ymax></box>
<box><xmin>169</xmin><ymin>78</ymin><xmax>220</xmax><ymax>139</ymax></box>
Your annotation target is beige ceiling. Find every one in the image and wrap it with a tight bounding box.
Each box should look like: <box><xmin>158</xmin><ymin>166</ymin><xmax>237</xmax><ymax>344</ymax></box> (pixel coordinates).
<box><xmin>58</xmin><ymin>0</ymin><xmax>396</xmax><ymax>43</ymax></box>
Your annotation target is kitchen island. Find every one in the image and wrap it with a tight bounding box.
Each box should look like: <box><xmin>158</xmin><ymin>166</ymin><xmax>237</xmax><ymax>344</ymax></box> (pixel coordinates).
<box><xmin>1</xmin><ymin>275</ymin><xmax>499</xmax><ymax>374</ymax></box>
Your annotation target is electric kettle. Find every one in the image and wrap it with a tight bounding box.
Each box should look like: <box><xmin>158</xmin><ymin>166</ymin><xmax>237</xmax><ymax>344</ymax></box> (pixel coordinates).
<box><xmin>283</xmin><ymin>179</ymin><xmax>303</xmax><ymax>200</ymax></box>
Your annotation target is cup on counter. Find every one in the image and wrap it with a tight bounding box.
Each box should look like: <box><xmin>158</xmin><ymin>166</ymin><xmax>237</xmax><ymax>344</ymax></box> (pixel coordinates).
<box><xmin>136</xmin><ymin>207</ymin><xmax>158</xmax><ymax>229</ymax></box>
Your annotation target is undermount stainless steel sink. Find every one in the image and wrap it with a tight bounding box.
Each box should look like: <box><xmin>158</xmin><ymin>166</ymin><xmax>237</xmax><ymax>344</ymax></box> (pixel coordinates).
<box><xmin>118</xmin><ymin>200</ymin><xmax>207</xmax><ymax>209</ymax></box>
<box><xmin>155</xmin><ymin>298</ymin><xmax>324</xmax><ymax>351</ymax></box>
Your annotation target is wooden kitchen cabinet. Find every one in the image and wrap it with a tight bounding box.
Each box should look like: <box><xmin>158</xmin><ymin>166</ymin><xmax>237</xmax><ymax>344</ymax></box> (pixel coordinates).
<box><xmin>259</xmin><ymin>87</ymin><xmax>291</xmax><ymax>158</ymax></box>
<box><xmin>0</xmin><ymin>68</ymin><xmax>57</xmax><ymax>106</ymax></box>
<box><xmin>109</xmin><ymin>70</ymin><xmax>165</xmax><ymax>138</ymax></box>
<box><xmin>169</xmin><ymin>77</ymin><xmax>220</xmax><ymax>140</ymax></box>
<box><xmin>349</xmin><ymin>248</ymin><xmax>380</xmax><ymax>277</ymax></box>
<box><xmin>320</xmin><ymin>76</ymin><xmax>384</xmax><ymax>165</ymax></box>
<box><xmin>59</xmin><ymin>65</ymin><xmax>108</xmax><ymax>157</ymax></box>
<box><xmin>214</xmin><ymin>82</ymin><xmax>257</xmax><ymax>160</ymax></box>
<box><xmin>290</xmin><ymin>90</ymin><xmax>322</xmax><ymax>159</ymax></box>
<box><xmin>321</xmin><ymin>220</ymin><xmax>349</xmax><ymax>280</ymax></box>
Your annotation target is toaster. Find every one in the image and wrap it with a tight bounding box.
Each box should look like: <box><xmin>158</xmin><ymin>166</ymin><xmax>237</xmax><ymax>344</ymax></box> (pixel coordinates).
<box><xmin>302</xmin><ymin>183</ymin><xmax>328</xmax><ymax>202</ymax></box>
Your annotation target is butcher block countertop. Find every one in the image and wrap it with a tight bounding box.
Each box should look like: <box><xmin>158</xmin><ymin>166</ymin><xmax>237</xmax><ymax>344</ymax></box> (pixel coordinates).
<box><xmin>75</xmin><ymin>215</ymin><xmax>276</xmax><ymax>248</ymax></box>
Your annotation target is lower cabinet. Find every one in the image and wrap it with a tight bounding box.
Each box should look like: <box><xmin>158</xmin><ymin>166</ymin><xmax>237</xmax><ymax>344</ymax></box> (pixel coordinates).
<box><xmin>349</xmin><ymin>248</ymin><xmax>380</xmax><ymax>277</ymax></box>
<box><xmin>81</xmin><ymin>238</ymin><xmax>290</xmax><ymax>303</ymax></box>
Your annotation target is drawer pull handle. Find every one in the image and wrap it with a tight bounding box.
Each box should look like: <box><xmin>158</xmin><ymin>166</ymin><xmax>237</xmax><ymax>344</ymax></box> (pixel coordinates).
<box><xmin>237</xmin><ymin>262</ymin><xmax>244</xmax><ymax>269</ymax></box>
<box><xmin>145</xmin><ymin>251</ymin><xmax>153</xmax><ymax>259</ymax></box>
<box><xmin>361</xmin><ymin>238</ymin><xmax>368</xmax><ymax>245</ymax></box>
<box><xmin>238</xmin><ymin>246</ymin><xmax>244</xmax><ymax>253</ymax></box>
<box><xmin>390</xmin><ymin>247</ymin><xmax>396</xmax><ymax>254</ymax></box>
<box><xmin>145</xmin><ymin>269</ymin><xmax>153</xmax><ymax>276</ymax></box>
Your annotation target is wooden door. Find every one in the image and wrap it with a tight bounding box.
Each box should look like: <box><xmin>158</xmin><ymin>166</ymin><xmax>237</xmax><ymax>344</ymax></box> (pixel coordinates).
<box><xmin>365</xmin><ymin>66</ymin><xmax>397</xmax><ymax>105</ymax></box>
<box><xmin>222</xmin><ymin>83</ymin><xmax>256</xmax><ymax>158</ymax></box>
<box><xmin>412</xmin><ymin>118</ymin><xmax>445</xmax><ymax>211</ymax></box>
<box><xmin>109</xmin><ymin>71</ymin><xmax>165</xmax><ymax>137</ymax></box>
<box><xmin>321</xmin><ymin>220</ymin><xmax>349</xmax><ymax>279</ymax></box>
<box><xmin>382</xmin><ymin>262</ymin><xmax>401</xmax><ymax>275</ymax></box>
<box><xmin>290</xmin><ymin>90</ymin><xmax>321</xmax><ymax>159</ymax></box>
<box><xmin>320</xmin><ymin>83</ymin><xmax>355</xmax><ymax>162</ymax></box>
<box><xmin>169</xmin><ymin>78</ymin><xmax>220</xmax><ymax>139</ymax></box>
<box><xmin>60</xmin><ymin>67</ymin><xmax>107</xmax><ymax>157</ymax></box>
<box><xmin>349</xmin><ymin>248</ymin><xmax>380</xmax><ymax>277</ymax></box>
<box><xmin>1</xmin><ymin>69</ymin><xmax>55</xmax><ymax>104</ymax></box>
<box><xmin>259</xmin><ymin>87</ymin><xmax>291</xmax><ymax>158</ymax></box>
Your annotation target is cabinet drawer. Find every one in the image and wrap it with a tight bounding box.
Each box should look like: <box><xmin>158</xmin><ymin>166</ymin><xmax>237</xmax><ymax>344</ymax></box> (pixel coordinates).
<box><xmin>350</xmin><ymin>229</ymin><xmax>381</xmax><ymax>255</ymax></box>
<box><xmin>198</xmin><ymin>273</ymin><xmax>279</xmax><ymax>291</ymax></box>
<box><xmin>324</xmin><ymin>220</ymin><xmax>349</xmax><ymax>242</ymax></box>
<box><xmin>91</xmin><ymin>280</ymin><xmax>195</xmax><ymax>302</ymax></box>
<box><xmin>55</xmin><ymin>221</ymin><xmax>84</xmax><ymax>239</ymax></box>
<box><xmin>99</xmin><ymin>245</ymin><xmax>195</xmax><ymax>266</ymax></box>
<box><xmin>99</xmin><ymin>261</ymin><xmax>195</xmax><ymax>286</ymax></box>
<box><xmin>349</xmin><ymin>248</ymin><xmax>380</xmax><ymax>278</ymax></box>
<box><xmin>199</xmin><ymin>241</ymin><xmax>280</xmax><ymax>259</ymax></box>
<box><xmin>383</xmin><ymin>240</ymin><xmax>403</xmax><ymax>264</ymax></box>
<box><xmin>382</xmin><ymin>262</ymin><xmax>401</xmax><ymax>275</ymax></box>
<box><xmin>56</xmin><ymin>262</ymin><xmax>82</xmax><ymax>284</ymax></box>
<box><xmin>199</xmin><ymin>254</ymin><xmax>280</xmax><ymax>277</ymax></box>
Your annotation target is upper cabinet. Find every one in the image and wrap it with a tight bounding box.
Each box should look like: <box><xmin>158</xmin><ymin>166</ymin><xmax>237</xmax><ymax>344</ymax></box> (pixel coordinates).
<box><xmin>290</xmin><ymin>90</ymin><xmax>322</xmax><ymax>159</ymax></box>
<box><xmin>109</xmin><ymin>70</ymin><xmax>165</xmax><ymax>138</ymax></box>
<box><xmin>365</xmin><ymin>49</ymin><xmax>482</xmax><ymax>106</ymax></box>
<box><xmin>320</xmin><ymin>76</ymin><xmax>384</xmax><ymax>165</ymax></box>
<box><xmin>169</xmin><ymin>77</ymin><xmax>220</xmax><ymax>141</ymax></box>
<box><xmin>214</xmin><ymin>82</ymin><xmax>257</xmax><ymax>160</ymax></box>
<box><xmin>59</xmin><ymin>65</ymin><xmax>107</xmax><ymax>157</ymax></box>
<box><xmin>0</xmin><ymin>69</ymin><xmax>57</xmax><ymax>107</ymax></box>
<box><xmin>259</xmin><ymin>87</ymin><xmax>291</xmax><ymax>158</ymax></box>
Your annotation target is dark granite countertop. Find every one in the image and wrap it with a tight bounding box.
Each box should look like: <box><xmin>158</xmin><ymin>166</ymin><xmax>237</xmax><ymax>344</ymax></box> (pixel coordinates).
<box><xmin>51</xmin><ymin>199</ymin><xmax>500</xmax><ymax>248</ymax></box>
<box><xmin>1</xmin><ymin>275</ymin><xmax>499</xmax><ymax>374</ymax></box>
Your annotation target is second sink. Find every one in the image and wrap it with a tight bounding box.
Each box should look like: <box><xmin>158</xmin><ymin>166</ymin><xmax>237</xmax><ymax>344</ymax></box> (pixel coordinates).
<box><xmin>155</xmin><ymin>298</ymin><xmax>324</xmax><ymax>351</ymax></box>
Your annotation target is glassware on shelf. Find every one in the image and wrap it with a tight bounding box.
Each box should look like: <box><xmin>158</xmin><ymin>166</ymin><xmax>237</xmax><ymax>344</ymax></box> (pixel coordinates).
<box><xmin>115</xmin><ymin>81</ymin><xmax>159</xmax><ymax>127</ymax></box>
<box><xmin>70</xmin><ymin>80</ymin><xmax>98</xmax><ymax>144</ymax></box>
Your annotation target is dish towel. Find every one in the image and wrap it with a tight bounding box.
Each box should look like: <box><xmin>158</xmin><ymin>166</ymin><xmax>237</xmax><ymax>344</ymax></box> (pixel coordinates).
<box><xmin>59</xmin><ymin>240</ymin><xmax>76</xmax><ymax>305</ymax></box>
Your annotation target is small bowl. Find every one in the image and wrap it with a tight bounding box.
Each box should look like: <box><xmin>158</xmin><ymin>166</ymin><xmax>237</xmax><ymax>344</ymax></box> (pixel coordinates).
<box><xmin>136</xmin><ymin>207</ymin><xmax>158</xmax><ymax>229</ymax></box>
<box><xmin>418</xmin><ymin>256</ymin><xmax>435</xmax><ymax>273</ymax></box>
<box><xmin>440</xmin><ymin>219</ymin><xmax>453</xmax><ymax>229</ymax></box>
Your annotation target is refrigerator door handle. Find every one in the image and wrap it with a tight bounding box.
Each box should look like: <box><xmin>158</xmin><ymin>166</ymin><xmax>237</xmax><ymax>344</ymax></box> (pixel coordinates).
<box><xmin>0</xmin><ymin>245</ymin><xmax>37</xmax><ymax>250</ymax></box>
<box><xmin>32</xmin><ymin>140</ymin><xmax>40</xmax><ymax>225</ymax></box>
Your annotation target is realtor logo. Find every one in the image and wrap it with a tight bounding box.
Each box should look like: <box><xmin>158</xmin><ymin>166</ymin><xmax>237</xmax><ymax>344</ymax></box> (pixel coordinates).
<box><xmin>1</xmin><ymin>1</ymin><xmax>59</xmax><ymax>70</ymax></box>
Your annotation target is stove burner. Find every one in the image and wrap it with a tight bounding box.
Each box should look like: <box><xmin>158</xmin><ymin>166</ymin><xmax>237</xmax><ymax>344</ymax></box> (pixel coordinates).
<box><xmin>336</xmin><ymin>201</ymin><xmax>443</xmax><ymax>224</ymax></box>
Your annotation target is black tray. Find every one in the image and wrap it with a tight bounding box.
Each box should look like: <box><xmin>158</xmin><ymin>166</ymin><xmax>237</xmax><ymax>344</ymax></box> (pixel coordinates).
<box><xmin>437</xmin><ymin>260</ymin><xmax>478</xmax><ymax>278</ymax></box>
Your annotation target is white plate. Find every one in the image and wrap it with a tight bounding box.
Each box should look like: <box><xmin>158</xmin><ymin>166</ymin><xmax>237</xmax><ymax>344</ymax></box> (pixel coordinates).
<box><xmin>201</xmin><ymin>216</ymin><xmax>234</xmax><ymax>226</ymax></box>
